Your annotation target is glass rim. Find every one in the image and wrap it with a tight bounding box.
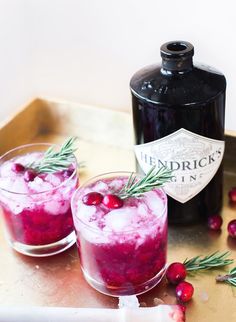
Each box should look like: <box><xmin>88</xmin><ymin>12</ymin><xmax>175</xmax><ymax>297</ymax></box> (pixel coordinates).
<box><xmin>71</xmin><ymin>171</ymin><xmax>167</xmax><ymax>234</ymax></box>
<box><xmin>0</xmin><ymin>142</ymin><xmax>78</xmax><ymax>195</ymax></box>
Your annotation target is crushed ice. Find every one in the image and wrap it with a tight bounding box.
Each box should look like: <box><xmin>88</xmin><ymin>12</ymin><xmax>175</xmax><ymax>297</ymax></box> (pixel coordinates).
<box><xmin>28</xmin><ymin>177</ymin><xmax>53</xmax><ymax>193</ymax></box>
<box><xmin>104</xmin><ymin>208</ymin><xmax>135</xmax><ymax>232</ymax></box>
<box><xmin>93</xmin><ymin>181</ymin><xmax>108</xmax><ymax>192</ymax></box>
<box><xmin>147</xmin><ymin>191</ymin><xmax>164</xmax><ymax>214</ymax></box>
<box><xmin>45</xmin><ymin>173</ymin><xmax>61</xmax><ymax>187</ymax></box>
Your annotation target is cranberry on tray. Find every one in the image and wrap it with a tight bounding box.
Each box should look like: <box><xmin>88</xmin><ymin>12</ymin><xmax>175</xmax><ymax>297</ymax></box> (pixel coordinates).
<box><xmin>228</xmin><ymin>219</ymin><xmax>236</xmax><ymax>238</ymax></box>
<box><xmin>176</xmin><ymin>281</ymin><xmax>194</xmax><ymax>303</ymax></box>
<box><xmin>166</xmin><ymin>262</ymin><xmax>187</xmax><ymax>285</ymax></box>
<box><xmin>208</xmin><ymin>215</ymin><xmax>223</xmax><ymax>231</ymax></box>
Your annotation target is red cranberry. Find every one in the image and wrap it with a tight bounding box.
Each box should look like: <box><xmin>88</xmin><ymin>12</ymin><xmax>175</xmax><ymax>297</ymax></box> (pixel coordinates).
<box><xmin>228</xmin><ymin>187</ymin><xmax>236</xmax><ymax>203</ymax></box>
<box><xmin>24</xmin><ymin>170</ymin><xmax>37</xmax><ymax>182</ymax></box>
<box><xmin>82</xmin><ymin>192</ymin><xmax>103</xmax><ymax>205</ymax></box>
<box><xmin>11</xmin><ymin>163</ymin><xmax>25</xmax><ymax>173</ymax></box>
<box><xmin>176</xmin><ymin>281</ymin><xmax>194</xmax><ymax>303</ymax></box>
<box><xmin>166</xmin><ymin>262</ymin><xmax>187</xmax><ymax>285</ymax></box>
<box><xmin>208</xmin><ymin>215</ymin><xmax>223</xmax><ymax>230</ymax></box>
<box><xmin>102</xmin><ymin>194</ymin><xmax>123</xmax><ymax>209</ymax></box>
<box><xmin>63</xmin><ymin>169</ymin><xmax>74</xmax><ymax>178</ymax></box>
<box><xmin>227</xmin><ymin>219</ymin><xmax>236</xmax><ymax>238</ymax></box>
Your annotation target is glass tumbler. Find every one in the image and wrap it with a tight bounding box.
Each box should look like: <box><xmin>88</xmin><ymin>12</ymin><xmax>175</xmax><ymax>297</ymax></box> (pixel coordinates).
<box><xmin>71</xmin><ymin>172</ymin><xmax>167</xmax><ymax>296</ymax></box>
<box><xmin>0</xmin><ymin>143</ymin><xmax>78</xmax><ymax>257</ymax></box>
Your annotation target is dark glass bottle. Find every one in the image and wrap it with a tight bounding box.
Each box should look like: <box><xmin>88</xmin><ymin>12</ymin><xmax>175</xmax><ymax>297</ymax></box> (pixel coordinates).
<box><xmin>130</xmin><ymin>41</ymin><xmax>226</xmax><ymax>224</ymax></box>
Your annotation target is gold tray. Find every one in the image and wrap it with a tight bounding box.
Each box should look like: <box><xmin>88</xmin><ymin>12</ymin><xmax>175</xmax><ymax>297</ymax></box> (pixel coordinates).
<box><xmin>0</xmin><ymin>98</ymin><xmax>236</xmax><ymax>321</ymax></box>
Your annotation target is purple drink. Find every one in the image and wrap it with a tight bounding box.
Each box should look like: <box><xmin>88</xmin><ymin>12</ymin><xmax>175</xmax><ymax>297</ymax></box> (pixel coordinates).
<box><xmin>72</xmin><ymin>172</ymin><xmax>167</xmax><ymax>296</ymax></box>
<box><xmin>0</xmin><ymin>143</ymin><xmax>78</xmax><ymax>257</ymax></box>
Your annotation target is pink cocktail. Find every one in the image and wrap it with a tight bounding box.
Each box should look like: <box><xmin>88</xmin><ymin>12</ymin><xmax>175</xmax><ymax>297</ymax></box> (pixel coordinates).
<box><xmin>0</xmin><ymin>143</ymin><xmax>78</xmax><ymax>256</ymax></box>
<box><xmin>72</xmin><ymin>172</ymin><xmax>167</xmax><ymax>296</ymax></box>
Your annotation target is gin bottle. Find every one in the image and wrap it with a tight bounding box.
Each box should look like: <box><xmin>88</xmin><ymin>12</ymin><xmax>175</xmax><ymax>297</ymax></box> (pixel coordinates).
<box><xmin>130</xmin><ymin>41</ymin><xmax>226</xmax><ymax>224</ymax></box>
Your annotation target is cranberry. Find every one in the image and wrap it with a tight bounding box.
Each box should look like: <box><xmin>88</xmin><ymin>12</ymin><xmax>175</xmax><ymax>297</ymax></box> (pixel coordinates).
<box><xmin>227</xmin><ymin>219</ymin><xmax>236</xmax><ymax>238</ymax></box>
<box><xmin>208</xmin><ymin>215</ymin><xmax>223</xmax><ymax>230</ymax></box>
<box><xmin>82</xmin><ymin>192</ymin><xmax>103</xmax><ymax>205</ymax></box>
<box><xmin>24</xmin><ymin>170</ymin><xmax>37</xmax><ymax>182</ymax></box>
<box><xmin>102</xmin><ymin>194</ymin><xmax>123</xmax><ymax>209</ymax></box>
<box><xmin>176</xmin><ymin>281</ymin><xmax>194</xmax><ymax>303</ymax></box>
<box><xmin>166</xmin><ymin>262</ymin><xmax>187</xmax><ymax>285</ymax></box>
<box><xmin>63</xmin><ymin>169</ymin><xmax>74</xmax><ymax>178</ymax></box>
<box><xmin>11</xmin><ymin>163</ymin><xmax>25</xmax><ymax>173</ymax></box>
<box><xmin>228</xmin><ymin>187</ymin><xmax>236</xmax><ymax>203</ymax></box>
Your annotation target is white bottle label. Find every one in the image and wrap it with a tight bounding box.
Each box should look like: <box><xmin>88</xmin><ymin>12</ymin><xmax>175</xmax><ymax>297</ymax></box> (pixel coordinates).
<box><xmin>134</xmin><ymin>128</ymin><xmax>225</xmax><ymax>203</ymax></box>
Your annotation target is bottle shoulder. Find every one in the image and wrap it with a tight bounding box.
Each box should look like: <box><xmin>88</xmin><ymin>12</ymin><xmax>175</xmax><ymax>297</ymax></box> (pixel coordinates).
<box><xmin>130</xmin><ymin>63</ymin><xmax>226</xmax><ymax>106</ymax></box>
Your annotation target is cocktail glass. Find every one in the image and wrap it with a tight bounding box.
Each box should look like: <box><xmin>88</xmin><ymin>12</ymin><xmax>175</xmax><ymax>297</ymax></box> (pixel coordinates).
<box><xmin>0</xmin><ymin>143</ymin><xmax>78</xmax><ymax>257</ymax></box>
<box><xmin>71</xmin><ymin>172</ymin><xmax>167</xmax><ymax>296</ymax></box>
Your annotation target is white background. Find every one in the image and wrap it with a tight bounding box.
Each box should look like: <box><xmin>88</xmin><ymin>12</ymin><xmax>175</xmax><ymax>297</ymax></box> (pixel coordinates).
<box><xmin>0</xmin><ymin>0</ymin><xmax>235</xmax><ymax>130</ymax></box>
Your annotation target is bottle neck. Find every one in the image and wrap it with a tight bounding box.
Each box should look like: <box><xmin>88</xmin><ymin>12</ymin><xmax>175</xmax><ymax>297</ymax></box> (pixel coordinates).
<box><xmin>161</xmin><ymin>56</ymin><xmax>193</xmax><ymax>73</ymax></box>
<box><xmin>160</xmin><ymin>41</ymin><xmax>194</xmax><ymax>74</ymax></box>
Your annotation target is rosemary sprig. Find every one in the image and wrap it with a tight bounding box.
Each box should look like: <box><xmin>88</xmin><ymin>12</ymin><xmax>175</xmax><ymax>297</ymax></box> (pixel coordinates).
<box><xmin>216</xmin><ymin>267</ymin><xmax>236</xmax><ymax>286</ymax></box>
<box><xmin>183</xmin><ymin>251</ymin><xmax>234</xmax><ymax>272</ymax></box>
<box><xmin>118</xmin><ymin>165</ymin><xmax>173</xmax><ymax>200</ymax></box>
<box><xmin>27</xmin><ymin>136</ymin><xmax>78</xmax><ymax>173</ymax></box>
